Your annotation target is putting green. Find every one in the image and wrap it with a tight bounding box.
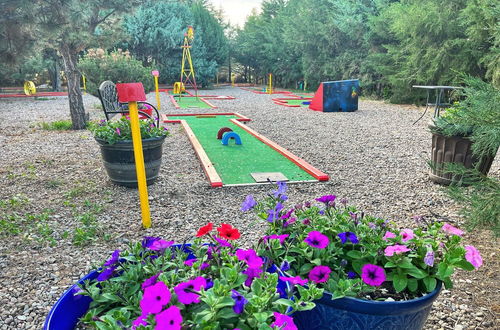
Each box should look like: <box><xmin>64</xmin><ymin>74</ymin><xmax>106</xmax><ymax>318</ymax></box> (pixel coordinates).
<box><xmin>279</xmin><ymin>99</ymin><xmax>311</xmax><ymax>107</ymax></box>
<box><xmin>168</xmin><ymin>115</ymin><xmax>316</xmax><ymax>185</ymax></box>
<box><xmin>173</xmin><ymin>96</ymin><xmax>213</xmax><ymax>109</ymax></box>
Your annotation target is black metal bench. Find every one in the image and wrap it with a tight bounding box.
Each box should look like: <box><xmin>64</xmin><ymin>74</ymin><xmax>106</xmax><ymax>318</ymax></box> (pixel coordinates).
<box><xmin>97</xmin><ymin>81</ymin><xmax>160</xmax><ymax>127</ymax></box>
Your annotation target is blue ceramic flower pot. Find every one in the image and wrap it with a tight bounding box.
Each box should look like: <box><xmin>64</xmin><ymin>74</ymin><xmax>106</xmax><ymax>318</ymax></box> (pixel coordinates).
<box><xmin>293</xmin><ymin>282</ymin><xmax>442</xmax><ymax>330</ymax></box>
<box><xmin>43</xmin><ymin>244</ymin><xmax>196</xmax><ymax>330</ymax></box>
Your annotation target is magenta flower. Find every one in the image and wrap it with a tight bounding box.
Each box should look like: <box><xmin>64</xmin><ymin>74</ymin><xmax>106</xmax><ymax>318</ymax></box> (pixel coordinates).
<box><xmin>131</xmin><ymin>313</ymin><xmax>148</xmax><ymax>330</ymax></box>
<box><xmin>337</xmin><ymin>231</ymin><xmax>359</xmax><ymax>244</ymax></box>
<box><xmin>424</xmin><ymin>250</ymin><xmax>435</xmax><ymax>267</ymax></box>
<box><xmin>142</xmin><ymin>236</ymin><xmax>161</xmax><ymax>249</ymax></box>
<box><xmin>97</xmin><ymin>266</ymin><xmax>116</xmax><ymax>282</ymax></box>
<box><xmin>315</xmin><ymin>195</ymin><xmax>336</xmax><ymax>204</ymax></box>
<box><xmin>149</xmin><ymin>239</ymin><xmax>174</xmax><ymax>251</ymax></box>
<box><xmin>309</xmin><ymin>265</ymin><xmax>332</xmax><ymax>283</ymax></box>
<box><xmin>284</xmin><ymin>217</ymin><xmax>297</xmax><ymax>227</ymax></box>
<box><xmin>214</xmin><ymin>237</ymin><xmax>232</xmax><ymax>247</ymax></box>
<box><xmin>279</xmin><ymin>275</ymin><xmax>308</xmax><ymax>286</ymax></box>
<box><xmin>200</xmin><ymin>262</ymin><xmax>210</xmax><ymax>270</ymax></box>
<box><xmin>465</xmin><ymin>245</ymin><xmax>482</xmax><ymax>269</ymax></box>
<box><xmin>236</xmin><ymin>249</ymin><xmax>263</xmax><ymax>268</ymax></box>
<box><xmin>174</xmin><ymin>277</ymin><xmax>207</xmax><ymax>304</ymax></box>
<box><xmin>116</xmin><ymin>127</ymin><xmax>121</xmax><ymax>135</ymax></box>
<box><xmin>271</xmin><ymin>312</ymin><xmax>297</xmax><ymax>330</ymax></box>
<box><xmin>242</xmin><ymin>267</ymin><xmax>263</xmax><ymax>286</ymax></box>
<box><xmin>103</xmin><ymin>249</ymin><xmax>120</xmax><ymax>267</ymax></box>
<box><xmin>184</xmin><ymin>258</ymin><xmax>197</xmax><ymax>267</ymax></box>
<box><xmin>231</xmin><ymin>290</ymin><xmax>248</xmax><ymax>314</ymax></box>
<box><xmin>384</xmin><ymin>244</ymin><xmax>411</xmax><ymax>256</ymax></box>
<box><xmin>361</xmin><ymin>264</ymin><xmax>386</xmax><ymax>286</ymax></box>
<box><xmin>140</xmin><ymin>281</ymin><xmax>171</xmax><ymax>314</ymax></box>
<box><xmin>382</xmin><ymin>231</ymin><xmax>397</xmax><ymax>241</ymax></box>
<box><xmin>241</xmin><ymin>195</ymin><xmax>257</xmax><ymax>212</ymax></box>
<box><xmin>155</xmin><ymin>305</ymin><xmax>182</xmax><ymax>329</ymax></box>
<box><xmin>442</xmin><ymin>223</ymin><xmax>464</xmax><ymax>236</ymax></box>
<box><xmin>264</xmin><ymin>234</ymin><xmax>289</xmax><ymax>244</ymax></box>
<box><xmin>280</xmin><ymin>208</ymin><xmax>294</xmax><ymax>220</ymax></box>
<box><xmin>141</xmin><ymin>272</ymin><xmax>161</xmax><ymax>290</ymax></box>
<box><xmin>400</xmin><ymin>229</ymin><xmax>415</xmax><ymax>242</ymax></box>
<box><xmin>302</xmin><ymin>218</ymin><xmax>311</xmax><ymax>225</ymax></box>
<box><xmin>304</xmin><ymin>231</ymin><xmax>329</xmax><ymax>249</ymax></box>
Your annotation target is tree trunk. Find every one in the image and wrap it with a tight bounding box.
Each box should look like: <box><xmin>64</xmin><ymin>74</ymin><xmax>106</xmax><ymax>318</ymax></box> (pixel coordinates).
<box><xmin>228</xmin><ymin>55</ymin><xmax>232</xmax><ymax>83</ymax></box>
<box><xmin>60</xmin><ymin>44</ymin><xmax>86</xmax><ymax>130</ymax></box>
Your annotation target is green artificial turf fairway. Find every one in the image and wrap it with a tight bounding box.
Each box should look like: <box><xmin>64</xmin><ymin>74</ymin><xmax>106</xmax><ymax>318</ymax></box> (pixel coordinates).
<box><xmin>174</xmin><ymin>96</ymin><xmax>213</xmax><ymax>109</ymax></box>
<box><xmin>168</xmin><ymin>115</ymin><xmax>316</xmax><ymax>185</ymax></box>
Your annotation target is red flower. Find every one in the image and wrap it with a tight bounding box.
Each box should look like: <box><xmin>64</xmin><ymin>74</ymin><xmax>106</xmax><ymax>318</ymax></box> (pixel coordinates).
<box><xmin>196</xmin><ymin>222</ymin><xmax>213</xmax><ymax>237</ymax></box>
<box><xmin>217</xmin><ymin>223</ymin><xmax>241</xmax><ymax>240</ymax></box>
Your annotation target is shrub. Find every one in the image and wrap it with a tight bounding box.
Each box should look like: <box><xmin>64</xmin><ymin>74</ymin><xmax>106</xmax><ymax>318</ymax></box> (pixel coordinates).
<box><xmin>78</xmin><ymin>49</ymin><xmax>155</xmax><ymax>96</ymax></box>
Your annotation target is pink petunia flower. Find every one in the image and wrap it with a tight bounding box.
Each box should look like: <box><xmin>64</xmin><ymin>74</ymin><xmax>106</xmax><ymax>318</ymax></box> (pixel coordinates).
<box><xmin>271</xmin><ymin>312</ymin><xmax>297</xmax><ymax>330</ymax></box>
<box><xmin>382</xmin><ymin>231</ymin><xmax>397</xmax><ymax>241</ymax></box>
<box><xmin>400</xmin><ymin>229</ymin><xmax>415</xmax><ymax>242</ymax></box>
<box><xmin>384</xmin><ymin>244</ymin><xmax>411</xmax><ymax>257</ymax></box>
<box><xmin>131</xmin><ymin>313</ymin><xmax>148</xmax><ymax>330</ymax></box>
<box><xmin>442</xmin><ymin>223</ymin><xmax>464</xmax><ymax>236</ymax></box>
<box><xmin>148</xmin><ymin>239</ymin><xmax>174</xmax><ymax>251</ymax></box>
<box><xmin>263</xmin><ymin>234</ymin><xmax>289</xmax><ymax>244</ymax></box>
<box><xmin>279</xmin><ymin>276</ymin><xmax>308</xmax><ymax>286</ymax></box>
<box><xmin>155</xmin><ymin>305</ymin><xmax>182</xmax><ymax>329</ymax></box>
<box><xmin>465</xmin><ymin>245</ymin><xmax>483</xmax><ymax>269</ymax></box>
<box><xmin>174</xmin><ymin>277</ymin><xmax>207</xmax><ymax>304</ymax></box>
<box><xmin>304</xmin><ymin>231</ymin><xmax>330</xmax><ymax>249</ymax></box>
<box><xmin>139</xmin><ymin>281</ymin><xmax>171</xmax><ymax>314</ymax></box>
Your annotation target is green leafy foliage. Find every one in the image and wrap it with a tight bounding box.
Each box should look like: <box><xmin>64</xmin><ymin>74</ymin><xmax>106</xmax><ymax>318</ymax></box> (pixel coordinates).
<box><xmin>88</xmin><ymin>117</ymin><xmax>169</xmax><ymax>145</ymax></box>
<box><xmin>37</xmin><ymin>120</ymin><xmax>73</xmax><ymax>131</ymax></box>
<box><xmin>78</xmin><ymin>49</ymin><xmax>155</xmax><ymax>96</ymax></box>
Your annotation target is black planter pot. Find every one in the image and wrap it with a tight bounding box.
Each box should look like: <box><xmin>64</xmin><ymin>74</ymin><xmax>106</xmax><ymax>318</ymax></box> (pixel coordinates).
<box><xmin>95</xmin><ymin>136</ymin><xmax>166</xmax><ymax>188</ymax></box>
<box><xmin>430</xmin><ymin>132</ymin><xmax>496</xmax><ymax>185</ymax></box>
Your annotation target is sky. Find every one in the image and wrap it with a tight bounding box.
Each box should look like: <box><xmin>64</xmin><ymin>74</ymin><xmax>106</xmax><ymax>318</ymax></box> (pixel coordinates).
<box><xmin>209</xmin><ymin>0</ymin><xmax>263</xmax><ymax>27</ymax></box>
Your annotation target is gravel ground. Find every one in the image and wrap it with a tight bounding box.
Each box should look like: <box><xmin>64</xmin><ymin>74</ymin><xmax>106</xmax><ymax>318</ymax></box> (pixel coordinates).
<box><xmin>0</xmin><ymin>86</ymin><xmax>498</xmax><ymax>329</ymax></box>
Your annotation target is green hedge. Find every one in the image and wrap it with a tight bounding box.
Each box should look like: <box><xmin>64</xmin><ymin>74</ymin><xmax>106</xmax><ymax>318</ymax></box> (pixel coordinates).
<box><xmin>79</xmin><ymin>49</ymin><xmax>155</xmax><ymax>96</ymax></box>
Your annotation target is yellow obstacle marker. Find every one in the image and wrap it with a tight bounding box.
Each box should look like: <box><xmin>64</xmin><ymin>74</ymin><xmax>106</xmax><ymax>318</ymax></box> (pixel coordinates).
<box><xmin>24</xmin><ymin>81</ymin><xmax>36</xmax><ymax>96</ymax></box>
<box><xmin>82</xmin><ymin>75</ymin><xmax>87</xmax><ymax>95</ymax></box>
<box><xmin>266</xmin><ymin>73</ymin><xmax>273</xmax><ymax>94</ymax></box>
<box><xmin>152</xmin><ymin>70</ymin><xmax>161</xmax><ymax>109</ymax></box>
<box><xmin>116</xmin><ymin>82</ymin><xmax>152</xmax><ymax>228</ymax></box>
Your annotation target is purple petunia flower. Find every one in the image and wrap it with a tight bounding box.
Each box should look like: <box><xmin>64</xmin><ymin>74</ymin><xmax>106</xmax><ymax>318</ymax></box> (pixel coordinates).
<box><xmin>337</xmin><ymin>232</ymin><xmax>359</xmax><ymax>244</ymax></box>
<box><xmin>315</xmin><ymin>195</ymin><xmax>336</xmax><ymax>204</ymax></box>
<box><xmin>271</xmin><ymin>312</ymin><xmax>297</xmax><ymax>330</ymax></box>
<box><xmin>424</xmin><ymin>250</ymin><xmax>435</xmax><ymax>267</ymax></box>
<box><xmin>184</xmin><ymin>258</ymin><xmax>197</xmax><ymax>267</ymax></box>
<box><xmin>97</xmin><ymin>267</ymin><xmax>116</xmax><ymax>282</ymax></box>
<box><xmin>231</xmin><ymin>290</ymin><xmax>248</xmax><ymax>314</ymax></box>
<box><xmin>241</xmin><ymin>195</ymin><xmax>257</xmax><ymax>212</ymax></box>
<box><xmin>148</xmin><ymin>239</ymin><xmax>174</xmax><ymax>251</ymax></box>
<box><xmin>347</xmin><ymin>271</ymin><xmax>357</xmax><ymax>279</ymax></box>
<box><xmin>273</xmin><ymin>181</ymin><xmax>288</xmax><ymax>198</ymax></box>
<box><xmin>140</xmin><ymin>281</ymin><xmax>171</xmax><ymax>314</ymax></box>
<box><xmin>280</xmin><ymin>260</ymin><xmax>290</xmax><ymax>272</ymax></box>
<box><xmin>263</xmin><ymin>234</ymin><xmax>289</xmax><ymax>244</ymax></box>
<box><xmin>267</xmin><ymin>203</ymin><xmax>283</xmax><ymax>222</ymax></box>
<box><xmin>214</xmin><ymin>237</ymin><xmax>232</xmax><ymax>248</ymax></box>
<box><xmin>200</xmin><ymin>262</ymin><xmax>210</xmax><ymax>270</ymax></box>
<box><xmin>308</xmin><ymin>265</ymin><xmax>332</xmax><ymax>283</ymax></box>
<box><xmin>279</xmin><ymin>275</ymin><xmax>308</xmax><ymax>286</ymax></box>
<box><xmin>155</xmin><ymin>305</ymin><xmax>182</xmax><ymax>329</ymax></box>
<box><xmin>131</xmin><ymin>313</ymin><xmax>148</xmax><ymax>330</ymax></box>
<box><xmin>242</xmin><ymin>267</ymin><xmax>263</xmax><ymax>286</ymax></box>
<box><xmin>174</xmin><ymin>277</ymin><xmax>207</xmax><ymax>304</ymax></box>
<box><xmin>280</xmin><ymin>208</ymin><xmax>294</xmax><ymax>220</ymax></box>
<box><xmin>141</xmin><ymin>236</ymin><xmax>161</xmax><ymax>249</ymax></box>
<box><xmin>368</xmin><ymin>222</ymin><xmax>376</xmax><ymax>229</ymax></box>
<box><xmin>103</xmin><ymin>249</ymin><xmax>120</xmax><ymax>267</ymax></box>
<box><xmin>141</xmin><ymin>272</ymin><xmax>161</xmax><ymax>290</ymax></box>
<box><xmin>302</xmin><ymin>218</ymin><xmax>311</xmax><ymax>225</ymax></box>
<box><xmin>304</xmin><ymin>231</ymin><xmax>330</xmax><ymax>249</ymax></box>
<box><xmin>236</xmin><ymin>249</ymin><xmax>263</xmax><ymax>268</ymax></box>
<box><xmin>465</xmin><ymin>245</ymin><xmax>482</xmax><ymax>269</ymax></box>
<box><xmin>340</xmin><ymin>198</ymin><xmax>348</xmax><ymax>206</ymax></box>
<box><xmin>361</xmin><ymin>264</ymin><xmax>386</xmax><ymax>286</ymax></box>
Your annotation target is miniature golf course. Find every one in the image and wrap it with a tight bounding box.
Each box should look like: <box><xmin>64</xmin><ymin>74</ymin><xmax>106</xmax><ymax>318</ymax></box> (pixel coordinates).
<box><xmin>168</xmin><ymin>95</ymin><xmax>216</xmax><ymax>109</ymax></box>
<box><xmin>273</xmin><ymin>98</ymin><xmax>312</xmax><ymax>107</ymax></box>
<box><xmin>162</xmin><ymin>113</ymin><xmax>328</xmax><ymax>187</ymax></box>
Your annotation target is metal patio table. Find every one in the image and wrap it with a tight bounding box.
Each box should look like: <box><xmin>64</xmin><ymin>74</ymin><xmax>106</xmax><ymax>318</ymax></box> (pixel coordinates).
<box><xmin>412</xmin><ymin>85</ymin><xmax>463</xmax><ymax>123</ymax></box>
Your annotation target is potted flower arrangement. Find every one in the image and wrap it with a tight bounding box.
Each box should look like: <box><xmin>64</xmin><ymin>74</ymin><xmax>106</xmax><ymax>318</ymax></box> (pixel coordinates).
<box><xmin>44</xmin><ymin>223</ymin><xmax>322</xmax><ymax>329</ymax></box>
<box><xmin>428</xmin><ymin>76</ymin><xmax>499</xmax><ymax>185</ymax></box>
<box><xmin>243</xmin><ymin>182</ymin><xmax>483</xmax><ymax>330</ymax></box>
<box><xmin>89</xmin><ymin>117</ymin><xmax>169</xmax><ymax>188</ymax></box>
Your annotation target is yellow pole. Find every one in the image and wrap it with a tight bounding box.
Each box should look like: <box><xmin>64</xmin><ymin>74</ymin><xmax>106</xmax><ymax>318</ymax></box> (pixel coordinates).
<box><xmin>82</xmin><ymin>75</ymin><xmax>86</xmax><ymax>95</ymax></box>
<box><xmin>128</xmin><ymin>101</ymin><xmax>152</xmax><ymax>228</ymax></box>
<box><xmin>268</xmin><ymin>73</ymin><xmax>273</xmax><ymax>94</ymax></box>
<box><xmin>154</xmin><ymin>76</ymin><xmax>160</xmax><ymax>110</ymax></box>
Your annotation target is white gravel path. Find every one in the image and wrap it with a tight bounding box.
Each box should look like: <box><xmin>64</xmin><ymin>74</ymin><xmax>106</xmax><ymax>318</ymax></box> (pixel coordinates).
<box><xmin>0</xmin><ymin>86</ymin><xmax>498</xmax><ymax>329</ymax></box>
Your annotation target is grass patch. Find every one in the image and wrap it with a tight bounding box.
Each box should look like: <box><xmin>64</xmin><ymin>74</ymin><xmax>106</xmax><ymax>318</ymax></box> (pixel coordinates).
<box><xmin>38</xmin><ymin>120</ymin><xmax>73</xmax><ymax>130</ymax></box>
